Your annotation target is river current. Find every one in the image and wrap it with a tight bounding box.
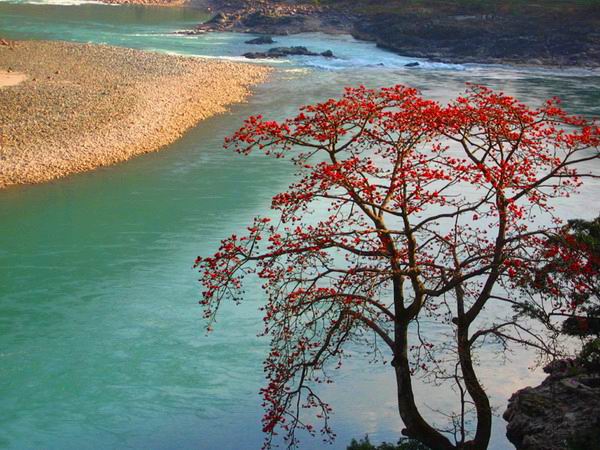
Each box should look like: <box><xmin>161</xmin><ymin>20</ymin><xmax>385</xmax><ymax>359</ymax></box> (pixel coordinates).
<box><xmin>0</xmin><ymin>2</ymin><xmax>599</xmax><ymax>449</ymax></box>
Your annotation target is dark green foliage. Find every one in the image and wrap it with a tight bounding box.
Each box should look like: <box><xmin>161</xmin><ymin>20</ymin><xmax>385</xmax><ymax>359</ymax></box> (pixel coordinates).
<box><xmin>578</xmin><ymin>338</ymin><xmax>600</xmax><ymax>373</ymax></box>
<box><xmin>520</xmin><ymin>216</ymin><xmax>600</xmax><ymax>340</ymax></box>
<box><xmin>347</xmin><ymin>435</ymin><xmax>430</xmax><ymax>450</ymax></box>
<box><xmin>562</xmin><ymin>305</ymin><xmax>600</xmax><ymax>337</ymax></box>
<box><xmin>520</xmin><ymin>216</ymin><xmax>600</xmax><ymax>373</ymax></box>
<box><xmin>566</xmin><ymin>217</ymin><xmax>600</xmax><ymax>254</ymax></box>
<box><xmin>559</xmin><ymin>217</ymin><xmax>600</xmax><ymax>338</ymax></box>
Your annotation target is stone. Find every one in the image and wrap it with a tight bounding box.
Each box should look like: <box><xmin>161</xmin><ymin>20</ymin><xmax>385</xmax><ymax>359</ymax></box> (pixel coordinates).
<box><xmin>269</xmin><ymin>46</ymin><xmax>317</xmax><ymax>56</ymax></box>
<box><xmin>243</xmin><ymin>46</ymin><xmax>328</xmax><ymax>59</ymax></box>
<box><xmin>209</xmin><ymin>12</ymin><xmax>229</xmax><ymax>24</ymax></box>
<box><xmin>504</xmin><ymin>360</ymin><xmax>600</xmax><ymax>450</ymax></box>
<box><xmin>245</xmin><ymin>36</ymin><xmax>275</xmax><ymax>45</ymax></box>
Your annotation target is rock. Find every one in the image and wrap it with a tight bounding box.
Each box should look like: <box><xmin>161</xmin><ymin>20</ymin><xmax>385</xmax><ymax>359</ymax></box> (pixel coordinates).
<box><xmin>245</xmin><ymin>36</ymin><xmax>275</xmax><ymax>45</ymax></box>
<box><xmin>269</xmin><ymin>46</ymin><xmax>317</xmax><ymax>56</ymax></box>
<box><xmin>207</xmin><ymin>12</ymin><xmax>229</xmax><ymax>25</ymax></box>
<box><xmin>504</xmin><ymin>361</ymin><xmax>600</xmax><ymax>450</ymax></box>
<box><xmin>242</xmin><ymin>52</ymin><xmax>269</xmax><ymax>59</ymax></box>
<box><xmin>184</xmin><ymin>0</ymin><xmax>600</xmax><ymax>67</ymax></box>
<box><xmin>244</xmin><ymin>46</ymin><xmax>331</xmax><ymax>59</ymax></box>
<box><xmin>405</xmin><ymin>62</ymin><xmax>420</xmax><ymax>67</ymax></box>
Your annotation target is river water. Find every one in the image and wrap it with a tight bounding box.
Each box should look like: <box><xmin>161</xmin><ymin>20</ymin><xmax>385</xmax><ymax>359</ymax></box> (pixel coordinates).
<box><xmin>0</xmin><ymin>2</ymin><xmax>599</xmax><ymax>449</ymax></box>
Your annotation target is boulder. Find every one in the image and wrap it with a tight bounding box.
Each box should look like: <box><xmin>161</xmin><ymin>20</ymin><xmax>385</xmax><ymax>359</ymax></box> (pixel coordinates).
<box><xmin>243</xmin><ymin>46</ymin><xmax>334</xmax><ymax>59</ymax></box>
<box><xmin>503</xmin><ymin>361</ymin><xmax>600</xmax><ymax>450</ymax></box>
<box><xmin>242</xmin><ymin>51</ymin><xmax>269</xmax><ymax>59</ymax></box>
<box><xmin>245</xmin><ymin>36</ymin><xmax>275</xmax><ymax>45</ymax></box>
<box><xmin>268</xmin><ymin>46</ymin><xmax>317</xmax><ymax>56</ymax></box>
<box><xmin>405</xmin><ymin>62</ymin><xmax>420</xmax><ymax>67</ymax></box>
<box><xmin>207</xmin><ymin>12</ymin><xmax>229</xmax><ymax>25</ymax></box>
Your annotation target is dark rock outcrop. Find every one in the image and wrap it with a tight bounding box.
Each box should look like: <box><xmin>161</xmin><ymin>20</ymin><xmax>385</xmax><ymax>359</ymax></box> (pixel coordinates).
<box><xmin>190</xmin><ymin>1</ymin><xmax>354</xmax><ymax>36</ymax></box>
<box><xmin>243</xmin><ymin>46</ymin><xmax>334</xmax><ymax>59</ymax></box>
<box><xmin>405</xmin><ymin>62</ymin><xmax>420</xmax><ymax>67</ymax></box>
<box><xmin>245</xmin><ymin>35</ymin><xmax>275</xmax><ymax>45</ymax></box>
<box><xmin>503</xmin><ymin>360</ymin><xmax>600</xmax><ymax>450</ymax></box>
<box><xmin>351</xmin><ymin>12</ymin><xmax>600</xmax><ymax>68</ymax></box>
<box><xmin>188</xmin><ymin>0</ymin><xmax>600</xmax><ymax>68</ymax></box>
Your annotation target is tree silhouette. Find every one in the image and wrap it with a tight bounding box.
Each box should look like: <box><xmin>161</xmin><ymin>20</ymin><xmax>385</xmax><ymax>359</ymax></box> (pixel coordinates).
<box><xmin>195</xmin><ymin>84</ymin><xmax>600</xmax><ymax>449</ymax></box>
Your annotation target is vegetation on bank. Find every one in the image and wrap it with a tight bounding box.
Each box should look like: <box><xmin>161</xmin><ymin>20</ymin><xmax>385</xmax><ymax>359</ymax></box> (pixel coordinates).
<box><xmin>348</xmin><ymin>436</ymin><xmax>429</xmax><ymax>450</ymax></box>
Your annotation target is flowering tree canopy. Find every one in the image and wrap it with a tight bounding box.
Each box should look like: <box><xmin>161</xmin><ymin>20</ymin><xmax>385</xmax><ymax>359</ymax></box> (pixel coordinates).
<box><xmin>518</xmin><ymin>216</ymin><xmax>600</xmax><ymax>326</ymax></box>
<box><xmin>516</xmin><ymin>215</ymin><xmax>600</xmax><ymax>374</ymax></box>
<box><xmin>195</xmin><ymin>85</ymin><xmax>600</xmax><ymax>450</ymax></box>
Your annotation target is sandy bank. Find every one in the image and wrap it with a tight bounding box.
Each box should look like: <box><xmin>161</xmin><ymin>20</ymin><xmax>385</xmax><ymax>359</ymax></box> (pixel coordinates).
<box><xmin>0</xmin><ymin>40</ymin><xmax>270</xmax><ymax>188</ymax></box>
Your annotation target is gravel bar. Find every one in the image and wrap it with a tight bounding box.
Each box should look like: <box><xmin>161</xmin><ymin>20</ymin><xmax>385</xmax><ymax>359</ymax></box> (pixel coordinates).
<box><xmin>0</xmin><ymin>40</ymin><xmax>271</xmax><ymax>188</ymax></box>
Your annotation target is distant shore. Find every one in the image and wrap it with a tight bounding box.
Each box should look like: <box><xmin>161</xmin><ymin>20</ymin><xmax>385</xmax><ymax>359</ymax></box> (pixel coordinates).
<box><xmin>94</xmin><ymin>1</ymin><xmax>600</xmax><ymax>69</ymax></box>
<box><xmin>186</xmin><ymin>0</ymin><xmax>600</xmax><ymax>69</ymax></box>
<box><xmin>0</xmin><ymin>40</ymin><xmax>270</xmax><ymax>188</ymax></box>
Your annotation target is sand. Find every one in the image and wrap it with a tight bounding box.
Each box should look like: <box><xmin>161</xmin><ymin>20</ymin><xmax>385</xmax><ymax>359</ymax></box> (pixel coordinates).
<box><xmin>0</xmin><ymin>40</ymin><xmax>270</xmax><ymax>188</ymax></box>
<box><xmin>0</xmin><ymin>70</ymin><xmax>27</xmax><ymax>88</ymax></box>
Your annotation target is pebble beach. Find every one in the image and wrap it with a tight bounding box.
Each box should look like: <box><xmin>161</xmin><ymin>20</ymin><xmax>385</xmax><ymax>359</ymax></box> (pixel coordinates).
<box><xmin>0</xmin><ymin>40</ymin><xmax>270</xmax><ymax>188</ymax></box>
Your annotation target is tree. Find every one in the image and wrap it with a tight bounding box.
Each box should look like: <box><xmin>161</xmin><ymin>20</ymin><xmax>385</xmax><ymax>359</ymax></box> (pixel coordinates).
<box><xmin>194</xmin><ymin>84</ymin><xmax>600</xmax><ymax>450</ymax></box>
<box><xmin>516</xmin><ymin>215</ymin><xmax>600</xmax><ymax>371</ymax></box>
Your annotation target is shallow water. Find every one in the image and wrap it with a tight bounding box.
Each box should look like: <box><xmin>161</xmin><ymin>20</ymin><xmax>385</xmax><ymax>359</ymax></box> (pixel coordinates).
<box><xmin>1</xmin><ymin>2</ymin><xmax>599</xmax><ymax>449</ymax></box>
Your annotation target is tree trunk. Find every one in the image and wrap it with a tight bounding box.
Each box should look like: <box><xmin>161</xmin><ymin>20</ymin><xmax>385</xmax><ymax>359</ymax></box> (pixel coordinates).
<box><xmin>394</xmin><ymin>323</ymin><xmax>455</xmax><ymax>450</ymax></box>
<box><xmin>457</xmin><ymin>325</ymin><xmax>492</xmax><ymax>450</ymax></box>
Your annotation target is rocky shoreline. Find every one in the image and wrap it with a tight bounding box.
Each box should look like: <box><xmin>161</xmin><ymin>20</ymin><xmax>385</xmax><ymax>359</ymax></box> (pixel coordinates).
<box><xmin>0</xmin><ymin>40</ymin><xmax>270</xmax><ymax>188</ymax></box>
<box><xmin>101</xmin><ymin>0</ymin><xmax>188</xmax><ymax>6</ymax></box>
<box><xmin>504</xmin><ymin>360</ymin><xmax>600</xmax><ymax>450</ymax></box>
<box><xmin>188</xmin><ymin>1</ymin><xmax>355</xmax><ymax>37</ymax></box>
<box><xmin>94</xmin><ymin>0</ymin><xmax>600</xmax><ymax>68</ymax></box>
<box><xmin>182</xmin><ymin>0</ymin><xmax>600</xmax><ymax>69</ymax></box>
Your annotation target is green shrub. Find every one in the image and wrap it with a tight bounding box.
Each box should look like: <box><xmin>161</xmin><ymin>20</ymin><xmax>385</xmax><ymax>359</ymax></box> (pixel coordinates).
<box><xmin>578</xmin><ymin>338</ymin><xmax>600</xmax><ymax>373</ymax></box>
<box><xmin>347</xmin><ymin>435</ymin><xmax>430</xmax><ymax>450</ymax></box>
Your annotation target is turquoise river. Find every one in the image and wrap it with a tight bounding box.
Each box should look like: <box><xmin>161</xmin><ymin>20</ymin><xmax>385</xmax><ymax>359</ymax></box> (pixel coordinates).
<box><xmin>1</xmin><ymin>1</ymin><xmax>599</xmax><ymax>449</ymax></box>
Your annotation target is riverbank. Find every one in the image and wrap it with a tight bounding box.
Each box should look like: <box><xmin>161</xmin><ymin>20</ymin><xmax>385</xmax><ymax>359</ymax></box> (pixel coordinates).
<box><xmin>504</xmin><ymin>359</ymin><xmax>600</xmax><ymax>450</ymax></box>
<box><xmin>101</xmin><ymin>0</ymin><xmax>188</xmax><ymax>6</ymax></box>
<box><xmin>185</xmin><ymin>0</ymin><xmax>600</xmax><ymax>68</ymax></box>
<box><xmin>0</xmin><ymin>40</ymin><xmax>270</xmax><ymax>188</ymax></box>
